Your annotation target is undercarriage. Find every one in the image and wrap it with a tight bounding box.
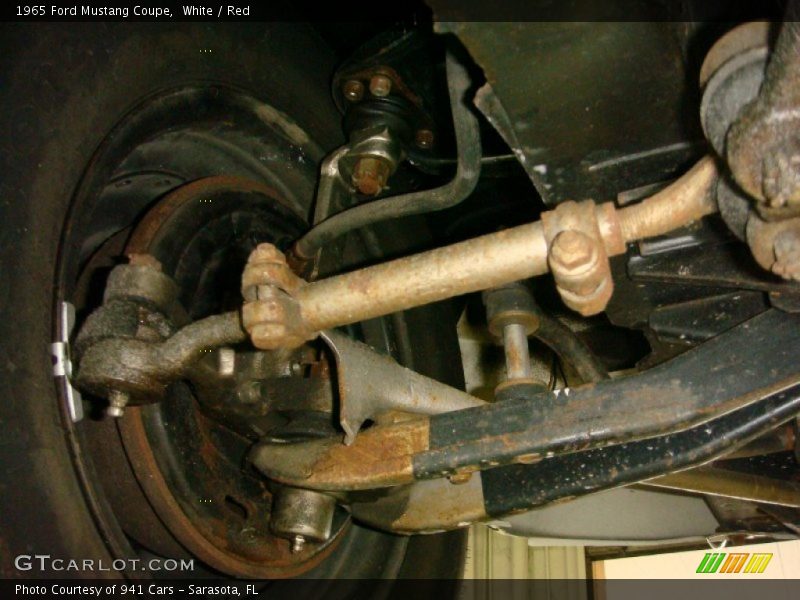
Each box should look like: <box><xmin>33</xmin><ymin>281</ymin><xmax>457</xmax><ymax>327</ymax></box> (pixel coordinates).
<box><xmin>5</xmin><ymin>3</ymin><xmax>800</xmax><ymax>582</ymax></box>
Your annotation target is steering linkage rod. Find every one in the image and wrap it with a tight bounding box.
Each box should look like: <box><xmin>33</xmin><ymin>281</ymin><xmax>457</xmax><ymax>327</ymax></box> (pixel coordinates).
<box><xmin>242</xmin><ymin>156</ymin><xmax>719</xmax><ymax>350</ymax></box>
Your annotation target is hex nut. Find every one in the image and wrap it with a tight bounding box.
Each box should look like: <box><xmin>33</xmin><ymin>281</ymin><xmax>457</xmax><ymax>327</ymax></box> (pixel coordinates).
<box><xmin>242</xmin><ymin>289</ymin><xmax>310</xmax><ymax>350</ymax></box>
<box><xmin>343</xmin><ymin>80</ymin><xmax>364</xmax><ymax>102</ymax></box>
<box><xmin>352</xmin><ymin>156</ymin><xmax>391</xmax><ymax>196</ymax></box>
<box><xmin>415</xmin><ymin>129</ymin><xmax>434</xmax><ymax>149</ymax></box>
<box><xmin>369</xmin><ymin>74</ymin><xmax>392</xmax><ymax>98</ymax></box>
<box><xmin>549</xmin><ymin>230</ymin><xmax>596</xmax><ymax>273</ymax></box>
<box><xmin>106</xmin><ymin>390</ymin><xmax>129</xmax><ymax>418</ymax></box>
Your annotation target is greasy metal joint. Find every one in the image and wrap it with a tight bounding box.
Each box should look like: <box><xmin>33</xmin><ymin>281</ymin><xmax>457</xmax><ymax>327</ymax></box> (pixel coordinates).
<box><xmin>345</xmin><ymin>126</ymin><xmax>405</xmax><ymax>197</ymax></box>
<box><xmin>352</xmin><ymin>155</ymin><xmax>392</xmax><ymax>196</ymax></box>
<box><xmin>726</xmin><ymin>18</ymin><xmax>800</xmax><ymax>210</ymax></box>
<box><xmin>76</xmin><ymin>311</ymin><xmax>247</xmax><ymax>404</ymax></box>
<box><xmin>75</xmin><ymin>252</ymin><xmax>250</xmax><ymax>405</ymax></box>
<box><xmin>292</xmin><ymin>50</ymin><xmax>481</xmax><ymax>262</ymax></box>
<box><xmin>701</xmin><ymin>17</ymin><xmax>800</xmax><ymax>280</ymax></box>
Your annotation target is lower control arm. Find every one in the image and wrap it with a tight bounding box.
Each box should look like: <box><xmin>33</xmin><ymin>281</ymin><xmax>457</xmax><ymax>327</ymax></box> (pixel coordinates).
<box><xmin>250</xmin><ymin>309</ymin><xmax>800</xmax><ymax>493</ymax></box>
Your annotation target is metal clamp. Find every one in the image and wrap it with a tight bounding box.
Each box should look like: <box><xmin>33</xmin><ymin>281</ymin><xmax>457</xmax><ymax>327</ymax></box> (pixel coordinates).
<box><xmin>52</xmin><ymin>301</ymin><xmax>83</xmax><ymax>423</ymax></box>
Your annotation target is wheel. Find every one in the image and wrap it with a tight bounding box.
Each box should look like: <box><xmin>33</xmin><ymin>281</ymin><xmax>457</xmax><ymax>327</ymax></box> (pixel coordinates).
<box><xmin>0</xmin><ymin>22</ymin><xmax>465</xmax><ymax>585</ymax></box>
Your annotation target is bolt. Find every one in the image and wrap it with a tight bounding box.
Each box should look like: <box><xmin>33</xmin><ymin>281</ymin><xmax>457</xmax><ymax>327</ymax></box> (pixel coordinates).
<box><xmin>448</xmin><ymin>472</ymin><xmax>473</xmax><ymax>485</ymax></box>
<box><xmin>217</xmin><ymin>347</ymin><xmax>236</xmax><ymax>377</ymax></box>
<box><xmin>352</xmin><ymin>156</ymin><xmax>391</xmax><ymax>196</ymax></box>
<box><xmin>291</xmin><ymin>535</ymin><xmax>306</xmax><ymax>553</ymax></box>
<box><xmin>369</xmin><ymin>74</ymin><xmax>392</xmax><ymax>98</ymax></box>
<box><xmin>415</xmin><ymin>129</ymin><xmax>434</xmax><ymax>149</ymax></box>
<box><xmin>238</xmin><ymin>527</ymin><xmax>258</xmax><ymax>544</ymax></box>
<box><xmin>106</xmin><ymin>390</ymin><xmax>129</xmax><ymax>418</ymax></box>
<box><xmin>549</xmin><ymin>230</ymin><xmax>597</xmax><ymax>272</ymax></box>
<box><xmin>342</xmin><ymin>79</ymin><xmax>364</xmax><ymax>102</ymax></box>
<box><xmin>515</xmin><ymin>453</ymin><xmax>542</xmax><ymax>465</ymax></box>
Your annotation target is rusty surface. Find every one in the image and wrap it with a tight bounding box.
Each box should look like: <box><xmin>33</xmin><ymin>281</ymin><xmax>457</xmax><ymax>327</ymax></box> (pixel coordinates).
<box><xmin>550</xmin><ymin>230</ymin><xmax>611</xmax><ymax>316</ymax></box>
<box><xmin>76</xmin><ymin>311</ymin><xmax>247</xmax><ymax>403</ymax></box>
<box><xmin>292</xmin><ymin>50</ymin><xmax>479</xmax><ymax>260</ymax></box>
<box><xmin>727</xmin><ymin>17</ymin><xmax>800</xmax><ymax>209</ymax></box>
<box><xmin>487</xmin><ymin>309</ymin><xmax>539</xmax><ymax>338</ymax></box>
<box><xmin>241</xmin><ymin>243</ymin><xmax>312</xmax><ymax>350</ymax></box>
<box><xmin>725</xmin><ymin>423</ymin><xmax>796</xmax><ymax>458</ymax></box>
<box><xmin>501</xmin><ymin>323</ymin><xmax>533</xmax><ymax>381</ymax></box>
<box><xmin>746</xmin><ymin>214</ymin><xmax>800</xmax><ymax>281</ymax></box>
<box><xmin>333</xmin><ymin>64</ymin><xmax>425</xmax><ymax>112</ymax></box>
<box><xmin>342</xmin><ymin>79</ymin><xmax>364</xmax><ymax>102</ymax></box>
<box><xmin>617</xmin><ymin>156</ymin><xmax>719</xmax><ymax>241</ymax></box>
<box><xmin>699</xmin><ymin>21</ymin><xmax>771</xmax><ymax>89</ymax></box>
<box><xmin>350</xmin><ymin>475</ymin><xmax>488</xmax><ymax>534</ymax></box>
<box><xmin>484</xmin><ymin>283</ymin><xmax>541</xmax><ymax>339</ymax></box>
<box><xmin>241</xmin><ymin>243</ymin><xmax>304</xmax><ymax>297</ymax></box>
<box><xmin>113</xmin><ymin>177</ymin><xmax>347</xmax><ymax>578</ymax></box>
<box><xmin>541</xmin><ymin>199</ymin><xmax>617</xmax><ymax>316</ymax></box>
<box><xmin>368</xmin><ymin>74</ymin><xmax>393</xmax><ymax>98</ymax></box>
<box><xmin>251</xmin><ymin>310</ymin><xmax>800</xmax><ymax>492</ymax></box>
<box><xmin>254</xmin><ymin>158</ymin><xmax>718</xmax><ymax>348</ymax></box>
<box><xmin>700</xmin><ymin>19</ymin><xmax>800</xmax><ymax>281</ymax></box>
<box><xmin>119</xmin><ymin>409</ymin><xmax>345</xmax><ymax>578</ymax></box>
<box><xmin>243</xmin><ymin>287</ymin><xmax>310</xmax><ymax>350</ymax></box>
<box><xmin>126</xmin><ymin>176</ymin><xmax>298</xmax><ymax>254</ymax></box>
<box><xmin>250</xmin><ymin>419</ymin><xmax>429</xmax><ymax>491</ymax></box>
<box><xmin>297</xmin><ymin>221</ymin><xmax>550</xmax><ymax>334</ymax></box>
<box><xmin>351</xmin><ymin>384</ymin><xmax>800</xmax><ymax>532</ymax></box>
<box><xmin>351</xmin><ymin>155</ymin><xmax>392</xmax><ymax>196</ymax></box>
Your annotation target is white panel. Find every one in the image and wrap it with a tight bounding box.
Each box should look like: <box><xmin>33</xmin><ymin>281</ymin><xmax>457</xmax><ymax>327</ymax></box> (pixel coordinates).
<box><xmin>597</xmin><ymin>539</ymin><xmax>800</xmax><ymax>580</ymax></box>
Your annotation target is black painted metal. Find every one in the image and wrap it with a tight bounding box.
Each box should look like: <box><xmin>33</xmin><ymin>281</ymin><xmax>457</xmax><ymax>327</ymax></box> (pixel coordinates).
<box><xmin>440</xmin><ymin>19</ymin><xmax>706</xmax><ymax>205</ymax></box>
<box><xmin>481</xmin><ymin>382</ymin><xmax>800</xmax><ymax>517</ymax></box>
<box><xmin>414</xmin><ymin>310</ymin><xmax>800</xmax><ymax>479</ymax></box>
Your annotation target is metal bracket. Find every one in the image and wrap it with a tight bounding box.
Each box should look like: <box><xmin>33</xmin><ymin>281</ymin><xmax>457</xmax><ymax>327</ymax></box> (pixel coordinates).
<box><xmin>319</xmin><ymin>330</ymin><xmax>485</xmax><ymax>445</ymax></box>
<box><xmin>52</xmin><ymin>301</ymin><xmax>83</xmax><ymax>423</ymax></box>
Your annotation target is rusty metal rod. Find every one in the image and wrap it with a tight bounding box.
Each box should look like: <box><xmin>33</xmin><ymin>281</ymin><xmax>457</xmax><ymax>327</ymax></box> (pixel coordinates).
<box><xmin>616</xmin><ymin>156</ymin><xmax>718</xmax><ymax>242</ymax></box>
<box><xmin>296</xmin><ymin>221</ymin><xmax>550</xmax><ymax>332</ymax></box>
<box><xmin>291</xmin><ymin>157</ymin><xmax>717</xmax><ymax>337</ymax></box>
<box><xmin>643</xmin><ymin>467</ymin><xmax>800</xmax><ymax>508</ymax></box>
<box><xmin>503</xmin><ymin>323</ymin><xmax>533</xmax><ymax>381</ymax></box>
